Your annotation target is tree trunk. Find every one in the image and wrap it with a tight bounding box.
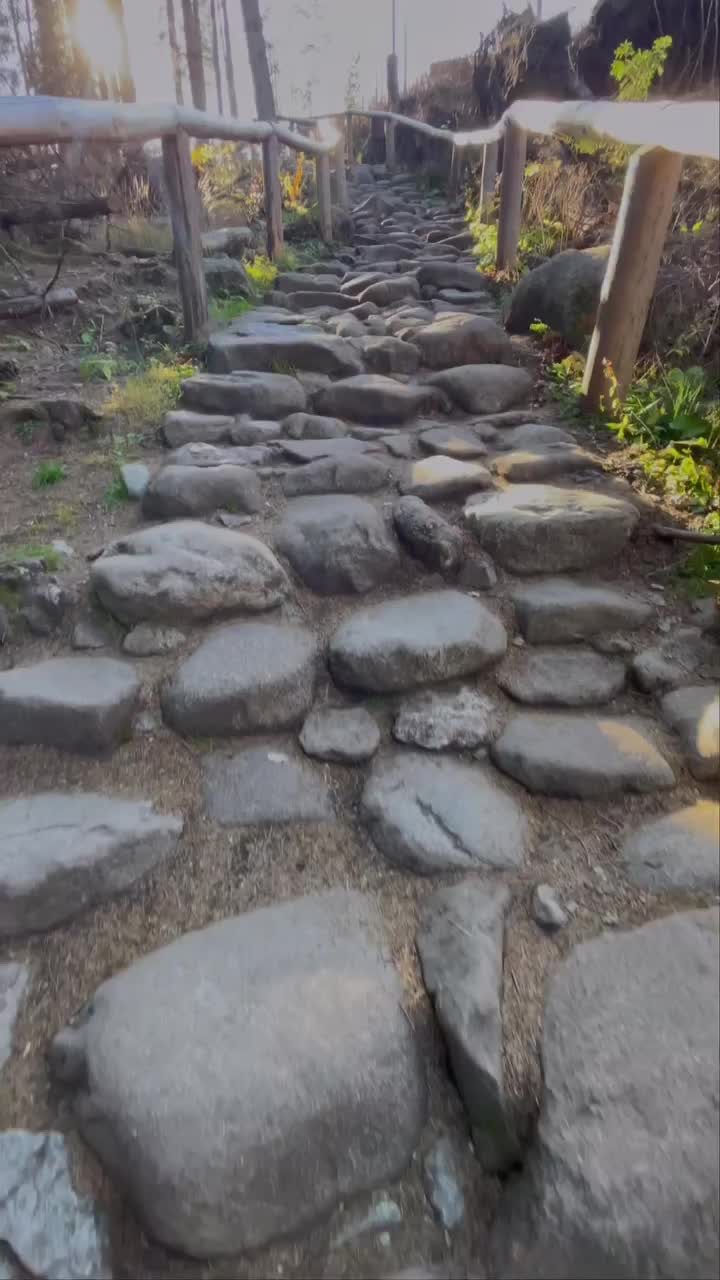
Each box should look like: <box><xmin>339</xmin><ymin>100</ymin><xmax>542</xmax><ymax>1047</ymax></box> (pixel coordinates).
<box><xmin>24</xmin><ymin>0</ymin><xmax>34</xmax><ymax>59</ymax></box>
<box><xmin>8</xmin><ymin>0</ymin><xmax>29</xmax><ymax>92</ymax></box>
<box><xmin>220</xmin><ymin>0</ymin><xmax>237</xmax><ymax>116</ymax></box>
<box><xmin>181</xmin><ymin>0</ymin><xmax>206</xmax><ymax>110</ymax></box>
<box><xmin>107</xmin><ymin>0</ymin><xmax>136</xmax><ymax>102</ymax></box>
<box><xmin>210</xmin><ymin>0</ymin><xmax>223</xmax><ymax>114</ymax></box>
<box><xmin>240</xmin><ymin>0</ymin><xmax>276</xmax><ymax>120</ymax></box>
<box><xmin>166</xmin><ymin>0</ymin><xmax>184</xmax><ymax>105</ymax></box>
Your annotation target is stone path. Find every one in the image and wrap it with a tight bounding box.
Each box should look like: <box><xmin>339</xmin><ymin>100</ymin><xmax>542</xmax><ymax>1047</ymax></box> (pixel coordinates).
<box><xmin>0</xmin><ymin>166</ymin><xmax>718</xmax><ymax>1280</ymax></box>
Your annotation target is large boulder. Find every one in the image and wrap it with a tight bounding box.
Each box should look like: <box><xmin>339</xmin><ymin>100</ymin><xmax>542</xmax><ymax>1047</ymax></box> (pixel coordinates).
<box><xmin>0</xmin><ymin>657</ymin><xmax>139</xmax><ymax>754</ymax></box>
<box><xmin>416</xmin><ymin>263</ymin><xmax>491</xmax><ymax>292</ymax></box>
<box><xmin>465</xmin><ymin>485</ymin><xmax>638</xmax><ymax>573</ymax></box>
<box><xmin>362</xmin><ymin>753</ymin><xmax>528</xmax><ymax>875</ymax></box>
<box><xmin>330</xmin><ymin>590</ymin><xmax>507</xmax><ymax>692</ymax></box>
<box><xmin>492</xmin><ymin>910</ymin><xmax>720</xmax><ymax>1280</ymax></box>
<box><xmin>141</xmin><ymin>464</ymin><xmax>262</xmax><ymax>520</ymax></box>
<box><xmin>161</xmin><ymin>621</ymin><xmax>319</xmax><ymax>736</ymax></box>
<box><xmin>50</xmin><ymin>891</ymin><xmax>426</xmax><ymax>1256</ymax></box>
<box><xmin>201</xmin><ymin>226</ymin><xmax>253</xmax><ymax>257</ymax></box>
<box><xmin>314</xmin><ymin>374</ymin><xmax>442</xmax><ymax>425</ymax></box>
<box><xmin>203</xmin><ymin>255</ymin><xmax>252</xmax><ymax>298</ymax></box>
<box><xmin>181</xmin><ymin>371</ymin><xmax>306</xmax><ymax>419</ymax></box>
<box><xmin>426</xmin><ymin>365</ymin><xmax>532</xmax><ymax>414</ymax></box>
<box><xmin>275</xmin><ymin>496</ymin><xmax>400</xmax><ymax>594</ymax></box>
<box><xmin>91</xmin><ymin>521</ymin><xmax>288</xmax><ymax>625</ymax></box>
<box><xmin>0</xmin><ymin>793</ymin><xmax>182</xmax><ymax>937</ymax></box>
<box><xmin>413</xmin><ymin>314</ymin><xmax>513</xmax><ymax>368</ymax></box>
<box><xmin>659</xmin><ymin>685</ymin><xmax>719</xmax><ymax>780</ymax></box>
<box><xmin>506</xmin><ymin>248</ymin><xmax>608</xmax><ymax>347</ymax></box>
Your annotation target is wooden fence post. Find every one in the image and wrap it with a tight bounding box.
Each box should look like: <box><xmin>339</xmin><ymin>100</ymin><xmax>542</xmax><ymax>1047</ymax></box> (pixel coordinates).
<box><xmin>583</xmin><ymin>147</ymin><xmax>684</xmax><ymax>412</ymax></box>
<box><xmin>385</xmin><ymin>119</ymin><xmax>397</xmax><ymax>171</ymax></box>
<box><xmin>480</xmin><ymin>140</ymin><xmax>498</xmax><ymax>217</ymax></box>
<box><xmin>495</xmin><ymin>123</ymin><xmax>526</xmax><ymax>271</ymax></box>
<box><xmin>161</xmin><ymin>127</ymin><xmax>208</xmax><ymax>343</ymax></box>
<box><xmin>317</xmin><ymin>152</ymin><xmax>333</xmax><ymax>243</ymax></box>
<box><xmin>262</xmin><ymin>133</ymin><xmax>284</xmax><ymax>261</ymax></box>
<box><xmin>334</xmin><ymin>123</ymin><xmax>350</xmax><ymax>211</ymax></box>
<box><xmin>448</xmin><ymin>144</ymin><xmax>463</xmax><ymax>198</ymax></box>
<box><xmin>345</xmin><ymin>111</ymin><xmax>353</xmax><ymax>165</ymax></box>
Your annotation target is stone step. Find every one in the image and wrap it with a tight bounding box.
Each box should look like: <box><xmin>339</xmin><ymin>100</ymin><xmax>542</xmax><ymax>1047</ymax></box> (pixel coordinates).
<box><xmin>0</xmin><ymin>656</ymin><xmax>140</xmax><ymax>753</ymax></box>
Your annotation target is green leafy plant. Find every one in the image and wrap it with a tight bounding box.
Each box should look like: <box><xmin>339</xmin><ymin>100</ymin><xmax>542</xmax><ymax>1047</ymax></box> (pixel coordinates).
<box><xmin>245</xmin><ymin>254</ymin><xmax>278</xmax><ymax>292</ymax></box>
<box><xmin>105</xmin><ymin>358</ymin><xmax>196</xmax><ymax>427</ymax></box>
<box><xmin>32</xmin><ymin>460</ymin><xmax>66</xmax><ymax>489</ymax></box>
<box><xmin>610</xmin><ymin>36</ymin><xmax>672</xmax><ymax>102</ymax></box>
<box><xmin>1</xmin><ymin>543</ymin><xmax>63</xmax><ymax>572</ymax></box>
<box><xmin>209</xmin><ymin>294</ymin><xmax>254</xmax><ymax>326</ymax></box>
<box><xmin>80</xmin><ymin>353</ymin><xmax>118</xmax><ymax>382</ymax></box>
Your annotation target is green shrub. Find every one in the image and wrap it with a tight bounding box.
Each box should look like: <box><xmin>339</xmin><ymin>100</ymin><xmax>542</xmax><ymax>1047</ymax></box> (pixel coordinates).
<box><xmin>610</xmin><ymin>36</ymin><xmax>672</xmax><ymax>102</ymax></box>
<box><xmin>32</xmin><ymin>460</ymin><xmax>66</xmax><ymax>489</ymax></box>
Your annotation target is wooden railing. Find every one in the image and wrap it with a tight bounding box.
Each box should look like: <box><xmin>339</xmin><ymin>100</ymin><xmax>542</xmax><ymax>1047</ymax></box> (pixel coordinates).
<box><xmin>1</xmin><ymin>93</ymin><xmax>718</xmax><ymax>410</ymax></box>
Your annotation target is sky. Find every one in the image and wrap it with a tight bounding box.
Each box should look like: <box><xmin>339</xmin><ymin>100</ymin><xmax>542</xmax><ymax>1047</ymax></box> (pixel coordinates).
<box><xmin>96</xmin><ymin>0</ymin><xmax>597</xmax><ymax>119</ymax></box>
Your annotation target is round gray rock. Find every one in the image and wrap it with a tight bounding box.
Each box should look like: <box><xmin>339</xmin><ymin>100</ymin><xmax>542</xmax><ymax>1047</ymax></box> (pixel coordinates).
<box><xmin>492</xmin><ymin>713</ymin><xmax>675</xmax><ymax>797</ymax></box>
<box><xmin>330</xmin><ymin>590</ymin><xmax>507</xmax><ymax>692</ymax></box>
<box><xmin>393</xmin><ymin>686</ymin><xmax>500</xmax><ymax>751</ymax></box>
<box><xmin>465</xmin><ymin>485</ymin><xmax>639</xmax><ymax>574</ymax></box>
<box><xmin>0</xmin><ymin>793</ymin><xmax>183</xmax><ymax>937</ymax></box>
<box><xmin>181</xmin><ymin>371</ymin><xmax>307</xmax><ymax>418</ymax></box>
<box><xmin>426</xmin><ymin>364</ymin><xmax>532</xmax><ymax>414</ymax></box>
<box><xmin>512</xmin><ymin>577</ymin><xmax>652</xmax><ymax>643</ymax></box>
<box><xmin>362</xmin><ymin>751</ymin><xmax>528</xmax><ymax>874</ymax></box>
<box><xmin>49</xmin><ymin>890</ymin><xmax>426</xmax><ymax>1255</ymax></box>
<box><xmin>622</xmin><ymin>800</ymin><xmax>720</xmax><ymax>893</ymax></box>
<box><xmin>142</xmin><ymin>464</ymin><xmax>262</xmax><ymax>520</ymax></box>
<box><xmin>0</xmin><ymin>657</ymin><xmax>139</xmax><ymax>754</ymax></box>
<box><xmin>300</xmin><ymin>706</ymin><xmax>381</xmax><ymax>762</ymax></box>
<box><xmin>314</xmin><ymin>374</ymin><xmax>440</xmax><ymax>425</ymax></box>
<box><xmin>161</xmin><ymin>621</ymin><xmax>319</xmax><ymax>736</ymax></box>
<box><xmin>91</xmin><ymin>521</ymin><xmax>289</xmax><ymax>625</ymax></box>
<box><xmin>413</xmin><ymin>313</ymin><xmax>513</xmax><ymax>369</ymax></box>
<box><xmin>275</xmin><ymin>496</ymin><xmax>400</xmax><ymax>594</ymax></box>
<box><xmin>393</xmin><ymin>496</ymin><xmax>465</xmax><ymax>575</ymax></box>
<box><xmin>496</xmin><ymin>646</ymin><xmax>627</xmax><ymax>706</ymax></box>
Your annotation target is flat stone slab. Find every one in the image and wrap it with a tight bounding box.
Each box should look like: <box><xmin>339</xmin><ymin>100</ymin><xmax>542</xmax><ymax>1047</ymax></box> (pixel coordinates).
<box><xmin>632</xmin><ymin>627</ymin><xmax>720</xmax><ymax>693</ymax></box>
<box><xmin>659</xmin><ymin>684</ymin><xmax>719</xmax><ymax>780</ymax></box>
<box><xmin>0</xmin><ymin>1131</ymin><xmax>111</xmax><ymax>1279</ymax></box>
<box><xmin>91</xmin><ymin>521</ymin><xmax>288</xmax><ymax>625</ymax></box>
<box><xmin>0</xmin><ymin>657</ymin><xmax>139</xmax><ymax>753</ymax></box>
<box><xmin>492</xmin><ymin>910</ymin><xmax>720</xmax><ymax>1280</ymax></box>
<box><xmin>277</xmin><ymin>436</ymin><xmax>382</xmax><ymax>463</ymax></box>
<box><xmin>496</xmin><ymin>646</ymin><xmax>627</xmax><ymax>706</ymax></box>
<box><xmin>182</xmin><ymin>371</ymin><xmax>306</xmax><ymax>419</ymax></box>
<box><xmin>300</xmin><ymin>706</ymin><xmax>381</xmax><ymax>762</ymax></box>
<box><xmin>491</xmin><ymin>443</ymin><xmax>603</xmax><ymax>482</ymax></box>
<box><xmin>0</xmin><ymin>793</ymin><xmax>183</xmax><ymax>937</ymax></box>
<box><xmin>400</xmin><ymin>455</ymin><xmax>493</xmax><ymax>501</ymax></box>
<box><xmin>161</xmin><ymin>410</ymin><xmax>236</xmax><ymax>448</ymax></box>
<box><xmin>491</xmin><ymin>713</ymin><xmax>675</xmax><ymax>797</ymax></box>
<box><xmin>393</xmin><ymin>496</ymin><xmax>464</xmax><ymax>575</ymax></box>
<box><xmin>512</xmin><ymin>577</ymin><xmax>652</xmax><ymax>642</ymax></box>
<box><xmin>161</xmin><ymin>621</ymin><xmax>319</xmax><ymax>736</ymax></box>
<box><xmin>330</xmin><ymin>591</ymin><xmax>507</xmax><ymax>692</ymax></box>
<box><xmin>1</xmin><ymin>963</ymin><xmax>28</xmax><ymax>1069</ymax></box>
<box><xmin>142</xmin><ymin>464</ymin><xmax>262</xmax><ymax>520</ymax></box>
<box><xmin>417</xmin><ymin>881</ymin><xmax>518</xmax><ymax>1171</ymax></box>
<box><xmin>275</xmin><ymin>271</ymin><xmax>342</xmax><ymax>294</ymax></box>
<box><xmin>283</xmin><ymin>455</ymin><xmax>393</xmax><ymax>496</ymax></box>
<box><xmin>207</xmin><ymin>331</ymin><xmax>363</xmax><ymax>378</ymax></box>
<box><xmin>413</xmin><ymin>314</ymin><xmax>512</xmax><ymax>369</ymax></box>
<box><xmin>275</xmin><ymin>496</ymin><xmax>400</xmax><ymax>595</ymax></box>
<box><xmin>417</xmin><ymin>263</ymin><xmax>490</xmax><ymax>292</ymax></box>
<box><xmin>394</xmin><ymin>687</ymin><xmax>500</xmax><ymax>750</ymax></box>
<box><xmin>419</xmin><ymin>425</ymin><xmax>490</xmax><ymax>459</ymax></box>
<box><xmin>362</xmin><ymin>751</ymin><xmax>528</xmax><ymax>874</ymax></box>
<box><xmin>314</xmin><ymin>375</ymin><xmax>440</xmax><ymax>425</ymax></box>
<box><xmin>495</xmin><ymin>422</ymin><xmax>575</xmax><ymax>451</ymax></box>
<box><xmin>283</xmin><ymin>411</ymin><xmax>347</xmax><ymax>439</ymax></box>
<box><xmin>427</xmin><ymin>365</ymin><xmax>532</xmax><ymax>414</ymax></box>
<box><xmin>49</xmin><ymin>891</ymin><xmax>425</xmax><ymax>1256</ymax></box>
<box><xmin>622</xmin><ymin>801</ymin><xmax>720</xmax><ymax>892</ymax></box>
<box><xmin>203</xmin><ymin>744</ymin><xmax>334</xmax><ymax>826</ymax></box>
<box><xmin>167</xmin><ymin>442</ymin><xmax>272</xmax><ymax>467</ymax></box>
<box><xmin>465</xmin><ymin>485</ymin><xmax>639</xmax><ymax>574</ymax></box>
<box><xmin>361</xmin><ymin>335</ymin><xmax>421</xmax><ymax>375</ymax></box>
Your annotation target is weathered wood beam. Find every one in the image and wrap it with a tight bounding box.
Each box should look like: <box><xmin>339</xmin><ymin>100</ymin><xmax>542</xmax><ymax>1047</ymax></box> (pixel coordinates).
<box><xmin>448</xmin><ymin>144</ymin><xmax>462</xmax><ymax>198</ymax></box>
<box><xmin>262</xmin><ymin>133</ymin><xmax>284</xmax><ymax>261</ymax></box>
<box><xmin>385</xmin><ymin>120</ymin><xmax>397</xmax><ymax>172</ymax></box>
<box><xmin>496</xmin><ymin>123</ymin><xmax>526</xmax><ymax>271</ymax></box>
<box><xmin>0</xmin><ymin>197</ymin><xmax>111</xmax><ymax>230</ymax></box>
<box><xmin>334</xmin><ymin>124</ymin><xmax>350</xmax><ymax>211</ymax></box>
<box><xmin>480</xmin><ymin>140</ymin><xmax>498</xmax><ymax>217</ymax></box>
<box><xmin>583</xmin><ymin>147</ymin><xmax>684</xmax><ymax>412</ymax></box>
<box><xmin>161</xmin><ymin>128</ymin><xmax>208</xmax><ymax>343</ymax></box>
<box><xmin>316</xmin><ymin>152</ymin><xmax>333</xmax><ymax>243</ymax></box>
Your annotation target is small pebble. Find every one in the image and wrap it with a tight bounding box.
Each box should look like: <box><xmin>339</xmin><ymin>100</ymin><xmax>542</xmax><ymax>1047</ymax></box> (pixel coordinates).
<box><xmin>532</xmin><ymin>884</ymin><xmax>568</xmax><ymax>930</ymax></box>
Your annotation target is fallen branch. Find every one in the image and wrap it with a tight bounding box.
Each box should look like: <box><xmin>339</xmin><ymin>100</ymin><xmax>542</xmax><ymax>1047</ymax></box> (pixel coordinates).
<box><xmin>42</xmin><ymin>241</ymin><xmax>69</xmax><ymax>299</ymax></box>
<box><xmin>0</xmin><ymin>287</ymin><xmax>78</xmax><ymax>319</ymax></box>
<box><xmin>0</xmin><ymin>196</ymin><xmax>112</xmax><ymax>231</ymax></box>
<box><xmin>653</xmin><ymin>523</ymin><xmax>720</xmax><ymax>546</ymax></box>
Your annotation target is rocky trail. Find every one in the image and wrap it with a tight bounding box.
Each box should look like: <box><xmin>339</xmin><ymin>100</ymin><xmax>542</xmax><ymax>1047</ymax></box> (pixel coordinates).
<box><xmin>0</xmin><ymin>168</ymin><xmax>718</xmax><ymax>1280</ymax></box>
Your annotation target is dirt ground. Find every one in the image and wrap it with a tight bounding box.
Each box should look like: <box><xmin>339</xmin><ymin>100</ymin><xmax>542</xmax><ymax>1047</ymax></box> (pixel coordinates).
<box><xmin>0</xmin><ymin>242</ymin><xmax>717</xmax><ymax>1280</ymax></box>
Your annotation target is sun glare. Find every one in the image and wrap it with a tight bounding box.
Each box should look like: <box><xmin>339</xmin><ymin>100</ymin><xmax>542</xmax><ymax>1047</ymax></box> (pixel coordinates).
<box><xmin>68</xmin><ymin>0</ymin><xmax>124</xmax><ymax>79</ymax></box>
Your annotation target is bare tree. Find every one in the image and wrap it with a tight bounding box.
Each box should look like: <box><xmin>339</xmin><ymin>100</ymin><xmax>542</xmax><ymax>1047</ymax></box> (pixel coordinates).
<box><xmin>8</xmin><ymin>0</ymin><xmax>29</xmax><ymax>91</ymax></box>
<box><xmin>210</xmin><ymin>0</ymin><xmax>223</xmax><ymax>112</ymax></box>
<box><xmin>165</xmin><ymin>0</ymin><xmax>184</xmax><ymax>104</ymax></box>
<box><xmin>181</xmin><ymin>0</ymin><xmax>206</xmax><ymax>108</ymax></box>
<box><xmin>107</xmin><ymin>0</ymin><xmax>136</xmax><ymax>101</ymax></box>
<box><xmin>220</xmin><ymin>0</ymin><xmax>237</xmax><ymax>115</ymax></box>
<box><xmin>239</xmin><ymin>0</ymin><xmax>276</xmax><ymax>119</ymax></box>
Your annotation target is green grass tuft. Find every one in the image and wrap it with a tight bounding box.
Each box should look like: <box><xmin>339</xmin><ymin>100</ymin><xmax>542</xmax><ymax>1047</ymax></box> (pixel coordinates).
<box><xmin>32</xmin><ymin>460</ymin><xmax>66</xmax><ymax>489</ymax></box>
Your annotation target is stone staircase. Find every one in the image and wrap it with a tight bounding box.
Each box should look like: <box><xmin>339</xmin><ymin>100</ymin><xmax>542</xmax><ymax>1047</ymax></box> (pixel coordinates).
<box><xmin>0</xmin><ymin>167</ymin><xmax>718</xmax><ymax>1280</ymax></box>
